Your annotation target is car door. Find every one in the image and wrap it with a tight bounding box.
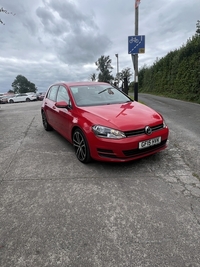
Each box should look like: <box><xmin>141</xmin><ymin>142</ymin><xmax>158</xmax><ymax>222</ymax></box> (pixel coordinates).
<box><xmin>44</xmin><ymin>85</ymin><xmax>59</xmax><ymax>128</ymax></box>
<box><xmin>14</xmin><ymin>94</ymin><xmax>23</xmax><ymax>102</ymax></box>
<box><xmin>21</xmin><ymin>93</ymin><xmax>28</xmax><ymax>102</ymax></box>
<box><xmin>16</xmin><ymin>94</ymin><xmax>27</xmax><ymax>102</ymax></box>
<box><xmin>55</xmin><ymin>85</ymin><xmax>73</xmax><ymax>140</ymax></box>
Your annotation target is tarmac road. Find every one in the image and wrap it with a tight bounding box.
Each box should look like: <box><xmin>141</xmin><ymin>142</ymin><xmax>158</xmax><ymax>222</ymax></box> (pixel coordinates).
<box><xmin>0</xmin><ymin>100</ymin><xmax>200</xmax><ymax>267</ymax></box>
<box><xmin>138</xmin><ymin>93</ymin><xmax>200</xmax><ymax>179</ymax></box>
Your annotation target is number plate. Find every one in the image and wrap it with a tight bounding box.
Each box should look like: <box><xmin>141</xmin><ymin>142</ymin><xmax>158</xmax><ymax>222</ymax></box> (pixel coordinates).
<box><xmin>139</xmin><ymin>137</ymin><xmax>161</xmax><ymax>149</ymax></box>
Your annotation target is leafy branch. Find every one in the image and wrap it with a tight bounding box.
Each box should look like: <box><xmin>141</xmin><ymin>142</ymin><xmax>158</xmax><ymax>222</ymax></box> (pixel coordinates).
<box><xmin>0</xmin><ymin>7</ymin><xmax>15</xmax><ymax>25</ymax></box>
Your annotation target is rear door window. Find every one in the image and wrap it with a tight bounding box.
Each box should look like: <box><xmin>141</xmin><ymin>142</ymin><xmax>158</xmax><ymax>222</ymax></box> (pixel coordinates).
<box><xmin>47</xmin><ymin>85</ymin><xmax>58</xmax><ymax>101</ymax></box>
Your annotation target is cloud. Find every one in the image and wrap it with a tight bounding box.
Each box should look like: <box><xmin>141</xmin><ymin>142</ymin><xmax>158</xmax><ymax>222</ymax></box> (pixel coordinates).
<box><xmin>0</xmin><ymin>0</ymin><xmax>200</xmax><ymax>93</ymax></box>
<box><xmin>36</xmin><ymin>0</ymin><xmax>112</xmax><ymax>65</ymax></box>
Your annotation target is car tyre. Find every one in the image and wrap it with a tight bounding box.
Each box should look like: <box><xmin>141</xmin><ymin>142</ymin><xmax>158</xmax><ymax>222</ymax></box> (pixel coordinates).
<box><xmin>73</xmin><ymin>128</ymin><xmax>91</xmax><ymax>163</ymax></box>
<box><xmin>9</xmin><ymin>99</ymin><xmax>14</xmax><ymax>103</ymax></box>
<box><xmin>42</xmin><ymin>111</ymin><xmax>53</xmax><ymax>131</ymax></box>
<box><xmin>26</xmin><ymin>98</ymin><xmax>30</xmax><ymax>102</ymax></box>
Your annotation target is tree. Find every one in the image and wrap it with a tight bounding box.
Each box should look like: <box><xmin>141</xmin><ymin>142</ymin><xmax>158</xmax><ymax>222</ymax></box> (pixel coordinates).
<box><xmin>196</xmin><ymin>20</ymin><xmax>200</xmax><ymax>35</ymax></box>
<box><xmin>0</xmin><ymin>7</ymin><xmax>15</xmax><ymax>25</ymax></box>
<box><xmin>95</xmin><ymin>55</ymin><xmax>114</xmax><ymax>83</ymax></box>
<box><xmin>119</xmin><ymin>67</ymin><xmax>133</xmax><ymax>84</ymax></box>
<box><xmin>90</xmin><ymin>73</ymin><xmax>97</xmax><ymax>81</ymax></box>
<box><xmin>12</xmin><ymin>75</ymin><xmax>37</xmax><ymax>93</ymax></box>
<box><xmin>113</xmin><ymin>72</ymin><xmax>121</xmax><ymax>87</ymax></box>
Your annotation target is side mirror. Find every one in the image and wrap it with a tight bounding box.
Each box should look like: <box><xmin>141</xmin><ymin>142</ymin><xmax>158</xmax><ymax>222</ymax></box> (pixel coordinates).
<box><xmin>55</xmin><ymin>101</ymin><xmax>69</xmax><ymax>108</ymax></box>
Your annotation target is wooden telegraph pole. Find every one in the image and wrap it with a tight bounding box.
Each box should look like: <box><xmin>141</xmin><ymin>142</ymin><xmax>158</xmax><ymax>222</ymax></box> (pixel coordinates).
<box><xmin>129</xmin><ymin>1</ymin><xmax>144</xmax><ymax>101</ymax></box>
<box><xmin>115</xmin><ymin>54</ymin><xmax>119</xmax><ymax>87</ymax></box>
<box><xmin>132</xmin><ymin>0</ymin><xmax>140</xmax><ymax>101</ymax></box>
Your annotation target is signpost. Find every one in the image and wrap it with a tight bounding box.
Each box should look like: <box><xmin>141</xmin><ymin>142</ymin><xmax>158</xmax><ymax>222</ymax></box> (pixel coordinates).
<box><xmin>128</xmin><ymin>0</ymin><xmax>145</xmax><ymax>101</ymax></box>
<box><xmin>129</xmin><ymin>1</ymin><xmax>145</xmax><ymax>102</ymax></box>
<box><xmin>128</xmin><ymin>35</ymin><xmax>145</xmax><ymax>54</ymax></box>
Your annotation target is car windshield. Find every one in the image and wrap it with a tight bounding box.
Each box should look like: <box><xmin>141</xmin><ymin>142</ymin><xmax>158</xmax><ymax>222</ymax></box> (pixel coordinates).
<box><xmin>70</xmin><ymin>85</ymin><xmax>132</xmax><ymax>106</ymax></box>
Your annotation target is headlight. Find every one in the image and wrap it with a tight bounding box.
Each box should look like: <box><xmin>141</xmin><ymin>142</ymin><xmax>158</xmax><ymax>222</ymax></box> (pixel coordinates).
<box><xmin>163</xmin><ymin>120</ymin><xmax>167</xmax><ymax>128</ymax></box>
<box><xmin>92</xmin><ymin>125</ymin><xmax>126</xmax><ymax>139</ymax></box>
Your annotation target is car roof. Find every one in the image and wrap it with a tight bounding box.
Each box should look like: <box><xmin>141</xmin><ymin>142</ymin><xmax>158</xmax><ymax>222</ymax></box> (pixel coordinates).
<box><xmin>52</xmin><ymin>81</ymin><xmax>109</xmax><ymax>87</ymax></box>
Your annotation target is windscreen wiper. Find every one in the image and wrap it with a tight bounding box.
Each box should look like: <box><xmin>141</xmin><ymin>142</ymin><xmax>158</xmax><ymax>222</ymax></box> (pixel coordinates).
<box><xmin>98</xmin><ymin>87</ymin><xmax>114</xmax><ymax>94</ymax></box>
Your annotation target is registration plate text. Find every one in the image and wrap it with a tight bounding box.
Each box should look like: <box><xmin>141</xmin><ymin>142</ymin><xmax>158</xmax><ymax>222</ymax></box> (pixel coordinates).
<box><xmin>139</xmin><ymin>137</ymin><xmax>161</xmax><ymax>149</ymax></box>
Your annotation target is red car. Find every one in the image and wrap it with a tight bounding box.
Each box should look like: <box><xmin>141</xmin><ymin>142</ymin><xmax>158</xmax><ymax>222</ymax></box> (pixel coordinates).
<box><xmin>37</xmin><ymin>92</ymin><xmax>46</xmax><ymax>101</ymax></box>
<box><xmin>41</xmin><ymin>82</ymin><xmax>169</xmax><ymax>163</ymax></box>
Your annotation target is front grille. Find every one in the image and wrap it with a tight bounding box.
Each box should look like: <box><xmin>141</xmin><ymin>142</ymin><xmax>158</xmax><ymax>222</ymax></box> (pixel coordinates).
<box><xmin>125</xmin><ymin>123</ymin><xmax>164</xmax><ymax>137</ymax></box>
<box><xmin>123</xmin><ymin>139</ymin><xmax>167</xmax><ymax>157</ymax></box>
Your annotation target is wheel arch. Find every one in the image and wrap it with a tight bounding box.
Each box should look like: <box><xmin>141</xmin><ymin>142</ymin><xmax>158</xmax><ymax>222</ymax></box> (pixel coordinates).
<box><xmin>71</xmin><ymin>123</ymin><xmax>92</xmax><ymax>142</ymax></box>
<box><xmin>71</xmin><ymin>126</ymin><xmax>83</xmax><ymax>142</ymax></box>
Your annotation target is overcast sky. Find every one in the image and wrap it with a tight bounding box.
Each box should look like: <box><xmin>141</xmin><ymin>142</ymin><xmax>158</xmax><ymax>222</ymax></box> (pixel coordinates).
<box><xmin>0</xmin><ymin>0</ymin><xmax>199</xmax><ymax>93</ymax></box>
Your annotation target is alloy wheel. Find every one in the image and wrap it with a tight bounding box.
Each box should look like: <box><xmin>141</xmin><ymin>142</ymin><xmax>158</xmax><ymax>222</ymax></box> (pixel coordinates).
<box><xmin>73</xmin><ymin>129</ymin><xmax>91</xmax><ymax>163</ymax></box>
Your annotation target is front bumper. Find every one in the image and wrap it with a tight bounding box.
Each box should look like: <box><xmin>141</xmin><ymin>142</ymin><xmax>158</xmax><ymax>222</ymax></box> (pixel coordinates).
<box><xmin>88</xmin><ymin>128</ymin><xmax>169</xmax><ymax>162</ymax></box>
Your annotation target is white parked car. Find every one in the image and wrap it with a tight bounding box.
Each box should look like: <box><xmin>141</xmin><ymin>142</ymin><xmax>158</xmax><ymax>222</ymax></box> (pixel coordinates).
<box><xmin>8</xmin><ymin>93</ymin><xmax>37</xmax><ymax>103</ymax></box>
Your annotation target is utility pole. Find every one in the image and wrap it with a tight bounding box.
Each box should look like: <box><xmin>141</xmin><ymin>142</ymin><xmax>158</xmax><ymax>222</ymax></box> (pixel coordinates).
<box><xmin>115</xmin><ymin>54</ymin><xmax>119</xmax><ymax>87</ymax></box>
<box><xmin>132</xmin><ymin>1</ymin><xmax>139</xmax><ymax>101</ymax></box>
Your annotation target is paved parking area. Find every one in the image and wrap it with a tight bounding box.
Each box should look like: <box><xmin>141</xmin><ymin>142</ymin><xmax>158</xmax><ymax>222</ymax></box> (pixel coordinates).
<box><xmin>0</xmin><ymin>102</ymin><xmax>200</xmax><ymax>267</ymax></box>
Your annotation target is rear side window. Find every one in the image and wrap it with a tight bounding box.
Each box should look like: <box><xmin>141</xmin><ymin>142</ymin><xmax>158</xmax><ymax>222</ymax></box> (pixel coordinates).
<box><xmin>47</xmin><ymin>85</ymin><xmax>58</xmax><ymax>101</ymax></box>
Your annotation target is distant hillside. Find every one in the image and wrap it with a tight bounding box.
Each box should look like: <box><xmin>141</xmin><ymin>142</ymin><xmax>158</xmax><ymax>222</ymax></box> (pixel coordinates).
<box><xmin>138</xmin><ymin>31</ymin><xmax>200</xmax><ymax>104</ymax></box>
